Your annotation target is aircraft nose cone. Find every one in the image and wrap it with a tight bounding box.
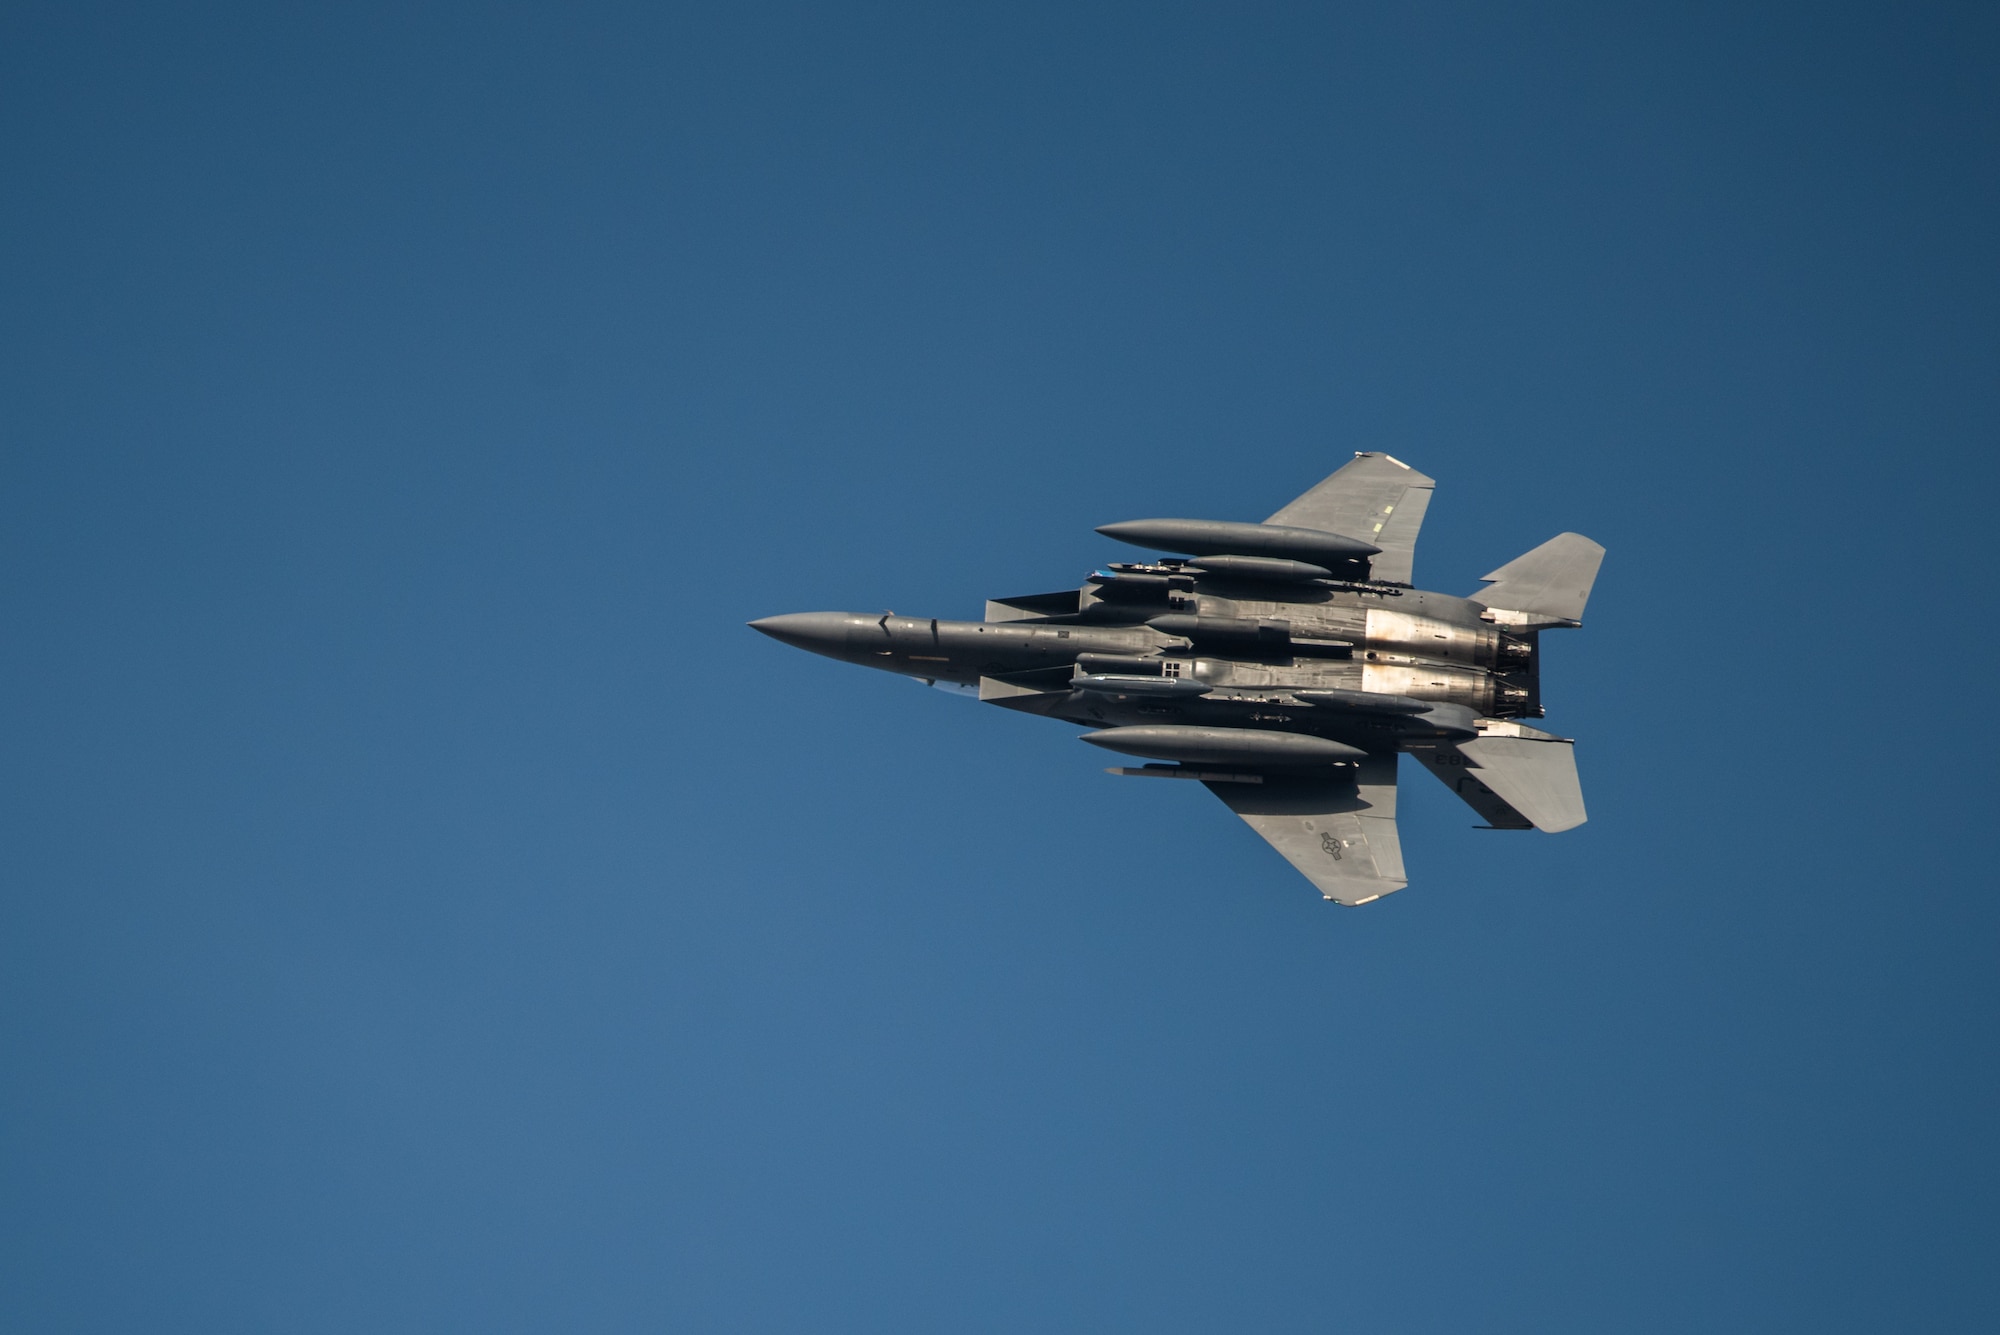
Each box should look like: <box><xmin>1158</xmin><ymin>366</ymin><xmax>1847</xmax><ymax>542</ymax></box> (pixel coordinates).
<box><xmin>747</xmin><ymin>611</ymin><xmax>857</xmax><ymax>655</ymax></box>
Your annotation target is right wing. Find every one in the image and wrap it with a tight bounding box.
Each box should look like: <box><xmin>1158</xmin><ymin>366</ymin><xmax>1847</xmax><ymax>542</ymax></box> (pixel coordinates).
<box><xmin>1203</xmin><ymin>751</ymin><xmax>1406</xmax><ymax>905</ymax></box>
<box><xmin>1266</xmin><ymin>452</ymin><xmax>1436</xmax><ymax>585</ymax></box>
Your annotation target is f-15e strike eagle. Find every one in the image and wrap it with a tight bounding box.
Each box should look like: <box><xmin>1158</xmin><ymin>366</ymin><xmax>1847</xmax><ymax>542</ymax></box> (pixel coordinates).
<box><xmin>751</xmin><ymin>454</ymin><xmax>1603</xmax><ymax>905</ymax></box>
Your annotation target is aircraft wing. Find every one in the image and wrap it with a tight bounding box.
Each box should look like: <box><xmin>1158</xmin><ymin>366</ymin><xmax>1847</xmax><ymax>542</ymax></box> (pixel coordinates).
<box><xmin>1203</xmin><ymin>752</ymin><xmax>1407</xmax><ymax>905</ymax></box>
<box><xmin>1266</xmin><ymin>452</ymin><xmax>1436</xmax><ymax>585</ymax></box>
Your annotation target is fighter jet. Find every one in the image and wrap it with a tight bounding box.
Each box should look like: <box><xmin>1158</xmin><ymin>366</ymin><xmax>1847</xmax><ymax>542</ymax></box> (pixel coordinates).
<box><xmin>750</xmin><ymin>454</ymin><xmax>1602</xmax><ymax>905</ymax></box>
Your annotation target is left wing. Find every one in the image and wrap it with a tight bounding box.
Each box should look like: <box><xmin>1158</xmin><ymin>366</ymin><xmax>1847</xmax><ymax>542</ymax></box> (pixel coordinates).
<box><xmin>1266</xmin><ymin>452</ymin><xmax>1435</xmax><ymax>585</ymax></box>
<box><xmin>1203</xmin><ymin>752</ymin><xmax>1406</xmax><ymax>905</ymax></box>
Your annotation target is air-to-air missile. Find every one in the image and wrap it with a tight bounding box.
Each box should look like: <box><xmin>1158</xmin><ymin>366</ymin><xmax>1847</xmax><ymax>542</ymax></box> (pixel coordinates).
<box><xmin>751</xmin><ymin>453</ymin><xmax>1603</xmax><ymax>905</ymax></box>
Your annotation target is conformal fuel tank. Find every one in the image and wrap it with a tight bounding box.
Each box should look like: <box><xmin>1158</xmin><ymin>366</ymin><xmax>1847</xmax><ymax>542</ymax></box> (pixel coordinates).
<box><xmin>1079</xmin><ymin>726</ymin><xmax>1367</xmax><ymax>767</ymax></box>
<box><xmin>1095</xmin><ymin>519</ymin><xmax>1379</xmax><ymax>567</ymax></box>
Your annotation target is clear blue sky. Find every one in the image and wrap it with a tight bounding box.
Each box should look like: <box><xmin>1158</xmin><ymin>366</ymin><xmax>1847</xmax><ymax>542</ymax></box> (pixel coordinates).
<box><xmin>5</xmin><ymin>3</ymin><xmax>1998</xmax><ymax>1331</ymax></box>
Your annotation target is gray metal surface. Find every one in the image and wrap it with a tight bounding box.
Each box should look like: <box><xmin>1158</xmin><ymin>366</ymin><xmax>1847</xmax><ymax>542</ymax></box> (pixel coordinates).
<box><xmin>1265</xmin><ymin>452</ymin><xmax>1436</xmax><ymax>585</ymax></box>
<box><xmin>1080</xmin><ymin>726</ymin><xmax>1367</xmax><ymax>767</ymax></box>
<box><xmin>1204</xmin><ymin>752</ymin><xmax>1406</xmax><ymax>905</ymax></box>
<box><xmin>1072</xmin><ymin>674</ymin><xmax>1212</xmax><ymax>698</ymax></box>
<box><xmin>1454</xmin><ymin>727</ymin><xmax>1587</xmax><ymax>832</ymax></box>
<box><xmin>1185</xmin><ymin>555</ymin><xmax>1333</xmax><ymax>582</ymax></box>
<box><xmin>1096</xmin><ymin>518</ymin><xmax>1379</xmax><ymax>566</ymax></box>
<box><xmin>1407</xmin><ymin>747</ymin><xmax>1535</xmax><ymax>829</ymax></box>
<box><xmin>1411</xmin><ymin>722</ymin><xmax>1586</xmax><ymax>832</ymax></box>
<box><xmin>1474</xmin><ymin>532</ymin><xmax>1606</xmax><ymax>625</ymax></box>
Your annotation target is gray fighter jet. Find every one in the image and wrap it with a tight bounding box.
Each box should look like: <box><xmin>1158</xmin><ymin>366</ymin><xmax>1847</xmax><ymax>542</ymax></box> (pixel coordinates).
<box><xmin>751</xmin><ymin>454</ymin><xmax>1602</xmax><ymax>905</ymax></box>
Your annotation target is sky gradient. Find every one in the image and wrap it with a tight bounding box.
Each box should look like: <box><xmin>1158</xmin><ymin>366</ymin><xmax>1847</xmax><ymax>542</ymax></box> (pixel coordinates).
<box><xmin>5</xmin><ymin>4</ymin><xmax>2000</xmax><ymax>1331</ymax></box>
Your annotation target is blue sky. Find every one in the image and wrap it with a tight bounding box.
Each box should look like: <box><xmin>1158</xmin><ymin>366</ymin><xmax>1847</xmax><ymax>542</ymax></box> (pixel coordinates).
<box><xmin>5</xmin><ymin>3</ymin><xmax>1999</xmax><ymax>1331</ymax></box>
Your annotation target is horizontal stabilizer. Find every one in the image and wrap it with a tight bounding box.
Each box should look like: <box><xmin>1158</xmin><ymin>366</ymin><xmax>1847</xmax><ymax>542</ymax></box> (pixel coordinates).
<box><xmin>1414</xmin><ymin>722</ymin><xmax>1586</xmax><ymax>832</ymax></box>
<box><xmin>1475</xmin><ymin>533</ymin><xmax>1604</xmax><ymax>626</ymax></box>
<box><xmin>1408</xmin><ymin>748</ymin><xmax>1532</xmax><ymax>828</ymax></box>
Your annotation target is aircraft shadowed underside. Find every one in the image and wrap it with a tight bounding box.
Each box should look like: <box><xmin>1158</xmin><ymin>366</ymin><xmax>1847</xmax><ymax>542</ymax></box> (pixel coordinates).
<box><xmin>752</xmin><ymin>454</ymin><xmax>1603</xmax><ymax>905</ymax></box>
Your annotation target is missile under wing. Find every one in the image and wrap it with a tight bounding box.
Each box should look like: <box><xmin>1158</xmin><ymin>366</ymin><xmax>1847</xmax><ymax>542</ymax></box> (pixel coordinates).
<box><xmin>749</xmin><ymin>453</ymin><xmax>1602</xmax><ymax>906</ymax></box>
